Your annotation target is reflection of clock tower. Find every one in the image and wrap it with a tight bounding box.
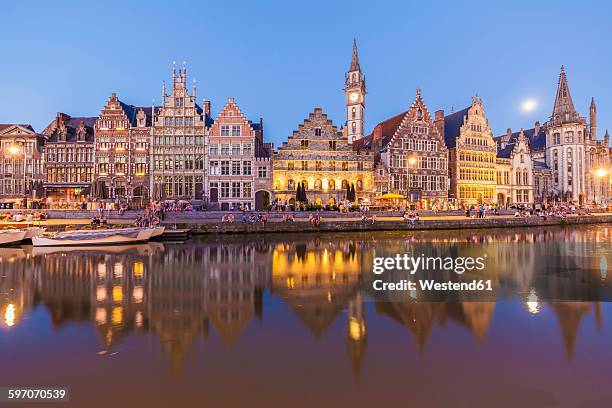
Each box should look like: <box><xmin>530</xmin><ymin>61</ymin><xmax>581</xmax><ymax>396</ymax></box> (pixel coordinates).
<box><xmin>345</xmin><ymin>39</ymin><xmax>366</xmax><ymax>144</ymax></box>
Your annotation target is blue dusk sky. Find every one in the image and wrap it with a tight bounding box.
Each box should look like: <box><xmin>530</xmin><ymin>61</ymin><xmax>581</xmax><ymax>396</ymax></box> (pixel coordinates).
<box><xmin>1</xmin><ymin>0</ymin><xmax>610</xmax><ymax>145</ymax></box>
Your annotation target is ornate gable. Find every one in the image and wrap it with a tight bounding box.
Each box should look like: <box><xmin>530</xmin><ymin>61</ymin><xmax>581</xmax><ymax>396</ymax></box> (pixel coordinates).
<box><xmin>388</xmin><ymin>88</ymin><xmax>445</xmax><ymax>148</ymax></box>
<box><xmin>0</xmin><ymin>124</ymin><xmax>36</xmax><ymax>136</ymax></box>
<box><xmin>209</xmin><ymin>97</ymin><xmax>256</xmax><ymax>136</ymax></box>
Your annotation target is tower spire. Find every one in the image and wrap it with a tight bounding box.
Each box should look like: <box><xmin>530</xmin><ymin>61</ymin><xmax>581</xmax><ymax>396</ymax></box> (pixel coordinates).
<box><xmin>349</xmin><ymin>38</ymin><xmax>360</xmax><ymax>72</ymax></box>
<box><xmin>551</xmin><ymin>65</ymin><xmax>578</xmax><ymax>121</ymax></box>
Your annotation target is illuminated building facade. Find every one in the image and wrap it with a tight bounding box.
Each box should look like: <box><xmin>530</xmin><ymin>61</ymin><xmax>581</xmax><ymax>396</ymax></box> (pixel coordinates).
<box><xmin>440</xmin><ymin>96</ymin><xmax>497</xmax><ymax>206</ymax></box>
<box><xmin>358</xmin><ymin>88</ymin><xmax>448</xmax><ymax>208</ymax></box>
<box><xmin>151</xmin><ymin>64</ymin><xmax>209</xmax><ymax>201</ymax></box>
<box><xmin>206</xmin><ymin>97</ymin><xmax>272</xmax><ymax>210</ymax></box>
<box><xmin>0</xmin><ymin>124</ymin><xmax>45</xmax><ymax>206</ymax></box>
<box><xmin>494</xmin><ymin>129</ymin><xmax>534</xmax><ymax>206</ymax></box>
<box><xmin>273</xmin><ymin>108</ymin><xmax>375</xmax><ymax>206</ymax></box>
<box><xmin>94</xmin><ymin>93</ymin><xmax>153</xmax><ymax>203</ymax></box>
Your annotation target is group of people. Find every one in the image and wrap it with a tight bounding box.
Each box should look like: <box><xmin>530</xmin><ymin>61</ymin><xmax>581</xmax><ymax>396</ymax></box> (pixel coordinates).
<box><xmin>0</xmin><ymin>211</ymin><xmax>49</xmax><ymax>222</ymax></box>
<box><xmin>242</xmin><ymin>212</ymin><xmax>269</xmax><ymax>225</ymax></box>
<box><xmin>465</xmin><ymin>204</ymin><xmax>497</xmax><ymax>219</ymax></box>
<box><xmin>403</xmin><ymin>211</ymin><xmax>419</xmax><ymax>226</ymax></box>
<box><xmin>308</xmin><ymin>213</ymin><xmax>322</xmax><ymax>227</ymax></box>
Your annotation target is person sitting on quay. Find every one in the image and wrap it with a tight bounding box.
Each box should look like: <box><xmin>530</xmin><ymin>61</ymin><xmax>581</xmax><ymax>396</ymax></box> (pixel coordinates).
<box><xmin>261</xmin><ymin>213</ymin><xmax>269</xmax><ymax>226</ymax></box>
<box><xmin>281</xmin><ymin>213</ymin><xmax>294</xmax><ymax>222</ymax></box>
<box><xmin>308</xmin><ymin>213</ymin><xmax>321</xmax><ymax>227</ymax></box>
<box><xmin>361</xmin><ymin>212</ymin><xmax>376</xmax><ymax>225</ymax></box>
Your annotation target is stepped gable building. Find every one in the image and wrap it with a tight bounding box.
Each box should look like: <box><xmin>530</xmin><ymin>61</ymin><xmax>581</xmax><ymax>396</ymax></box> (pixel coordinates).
<box><xmin>494</xmin><ymin>129</ymin><xmax>534</xmax><ymax>206</ymax></box>
<box><xmin>0</xmin><ymin>124</ymin><xmax>45</xmax><ymax>207</ymax></box>
<box><xmin>94</xmin><ymin>93</ymin><xmax>153</xmax><ymax>203</ymax></box>
<box><xmin>151</xmin><ymin>63</ymin><xmax>210</xmax><ymax>201</ymax></box>
<box><xmin>274</xmin><ymin>108</ymin><xmax>375</xmax><ymax>206</ymax></box>
<box><xmin>41</xmin><ymin>114</ymin><xmax>95</xmax><ymax>204</ymax></box>
<box><xmin>344</xmin><ymin>39</ymin><xmax>366</xmax><ymax>145</ymax></box>
<box><xmin>207</xmin><ymin>97</ymin><xmax>272</xmax><ymax>211</ymax></box>
<box><xmin>357</xmin><ymin>88</ymin><xmax>448</xmax><ymax>209</ymax></box>
<box><xmin>438</xmin><ymin>96</ymin><xmax>497</xmax><ymax>206</ymax></box>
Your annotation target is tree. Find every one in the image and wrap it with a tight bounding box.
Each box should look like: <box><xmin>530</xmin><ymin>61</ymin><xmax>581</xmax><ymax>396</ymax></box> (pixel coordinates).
<box><xmin>350</xmin><ymin>183</ymin><xmax>356</xmax><ymax>202</ymax></box>
<box><xmin>346</xmin><ymin>183</ymin><xmax>351</xmax><ymax>201</ymax></box>
<box><xmin>296</xmin><ymin>183</ymin><xmax>302</xmax><ymax>202</ymax></box>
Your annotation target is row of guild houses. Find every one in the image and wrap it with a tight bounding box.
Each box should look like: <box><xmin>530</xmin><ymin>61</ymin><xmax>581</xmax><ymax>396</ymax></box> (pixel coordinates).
<box><xmin>0</xmin><ymin>42</ymin><xmax>610</xmax><ymax>210</ymax></box>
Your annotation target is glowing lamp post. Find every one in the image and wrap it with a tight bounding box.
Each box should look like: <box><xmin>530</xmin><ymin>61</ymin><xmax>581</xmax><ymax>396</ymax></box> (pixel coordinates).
<box><xmin>592</xmin><ymin>168</ymin><xmax>609</xmax><ymax>206</ymax></box>
<box><xmin>9</xmin><ymin>139</ymin><xmax>28</xmax><ymax>209</ymax></box>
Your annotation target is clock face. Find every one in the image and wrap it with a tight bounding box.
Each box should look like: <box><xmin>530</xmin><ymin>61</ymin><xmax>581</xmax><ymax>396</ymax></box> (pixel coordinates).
<box><xmin>349</xmin><ymin>92</ymin><xmax>360</xmax><ymax>102</ymax></box>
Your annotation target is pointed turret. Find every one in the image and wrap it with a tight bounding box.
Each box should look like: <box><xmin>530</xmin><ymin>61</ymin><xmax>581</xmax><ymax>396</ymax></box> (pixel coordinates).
<box><xmin>551</xmin><ymin>65</ymin><xmax>579</xmax><ymax>123</ymax></box>
<box><xmin>590</xmin><ymin>97</ymin><xmax>597</xmax><ymax>140</ymax></box>
<box><xmin>349</xmin><ymin>38</ymin><xmax>360</xmax><ymax>72</ymax></box>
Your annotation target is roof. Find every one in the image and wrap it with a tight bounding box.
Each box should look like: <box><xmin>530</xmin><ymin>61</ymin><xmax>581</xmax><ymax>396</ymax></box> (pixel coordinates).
<box><xmin>41</xmin><ymin>113</ymin><xmax>96</xmax><ymax>143</ymax></box>
<box><xmin>443</xmin><ymin>107</ymin><xmax>470</xmax><ymax>148</ymax></box>
<box><xmin>0</xmin><ymin>124</ymin><xmax>35</xmax><ymax>133</ymax></box>
<box><xmin>495</xmin><ymin>126</ymin><xmax>547</xmax><ymax>153</ymax></box>
<box><xmin>497</xmin><ymin>143</ymin><xmax>515</xmax><ymax>158</ymax></box>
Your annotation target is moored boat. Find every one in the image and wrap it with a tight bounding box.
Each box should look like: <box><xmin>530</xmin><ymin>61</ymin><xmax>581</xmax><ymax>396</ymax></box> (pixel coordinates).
<box><xmin>0</xmin><ymin>230</ymin><xmax>27</xmax><ymax>246</ymax></box>
<box><xmin>150</xmin><ymin>226</ymin><xmax>166</xmax><ymax>239</ymax></box>
<box><xmin>22</xmin><ymin>227</ymin><xmax>46</xmax><ymax>240</ymax></box>
<box><xmin>32</xmin><ymin>227</ymin><xmax>154</xmax><ymax>247</ymax></box>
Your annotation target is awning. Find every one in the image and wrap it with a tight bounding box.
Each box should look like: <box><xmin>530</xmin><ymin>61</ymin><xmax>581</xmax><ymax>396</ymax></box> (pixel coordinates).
<box><xmin>375</xmin><ymin>193</ymin><xmax>406</xmax><ymax>200</ymax></box>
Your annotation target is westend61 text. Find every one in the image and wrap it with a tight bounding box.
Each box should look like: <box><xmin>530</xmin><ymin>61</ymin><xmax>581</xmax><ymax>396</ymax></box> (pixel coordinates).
<box><xmin>372</xmin><ymin>279</ymin><xmax>494</xmax><ymax>292</ymax></box>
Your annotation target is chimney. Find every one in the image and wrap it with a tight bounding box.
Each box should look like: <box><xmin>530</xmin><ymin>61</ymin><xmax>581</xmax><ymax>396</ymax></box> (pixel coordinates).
<box><xmin>203</xmin><ymin>100</ymin><xmax>211</xmax><ymax>117</ymax></box>
<box><xmin>434</xmin><ymin>110</ymin><xmax>445</xmax><ymax>138</ymax></box>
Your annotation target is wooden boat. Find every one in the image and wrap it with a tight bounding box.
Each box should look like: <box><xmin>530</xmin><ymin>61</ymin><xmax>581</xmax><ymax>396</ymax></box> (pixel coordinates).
<box><xmin>32</xmin><ymin>227</ymin><xmax>155</xmax><ymax>247</ymax></box>
<box><xmin>22</xmin><ymin>227</ymin><xmax>45</xmax><ymax>240</ymax></box>
<box><xmin>150</xmin><ymin>226</ymin><xmax>165</xmax><ymax>239</ymax></box>
<box><xmin>0</xmin><ymin>230</ymin><xmax>27</xmax><ymax>246</ymax></box>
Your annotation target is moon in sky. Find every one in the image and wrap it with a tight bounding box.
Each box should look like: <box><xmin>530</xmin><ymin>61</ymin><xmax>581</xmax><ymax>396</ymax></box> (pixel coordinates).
<box><xmin>521</xmin><ymin>99</ymin><xmax>537</xmax><ymax>112</ymax></box>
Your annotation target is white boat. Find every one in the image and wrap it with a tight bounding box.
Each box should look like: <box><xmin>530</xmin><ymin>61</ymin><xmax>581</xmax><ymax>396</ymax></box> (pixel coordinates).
<box><xmin>0</xmin><ymin>230</ymin><xmax>27</xmax><ymax>246</ymax></box>
<box><xmin>32</xmin><ymin>227</ymin><xmax>155</xmax><ymax>247</ymax></box>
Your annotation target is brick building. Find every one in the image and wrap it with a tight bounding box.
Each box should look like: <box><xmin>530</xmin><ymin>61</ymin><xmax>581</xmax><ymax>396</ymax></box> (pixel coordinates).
<box><xmin>357</xmin><ymin>88</ymin><xmax>448</xmax><ymax>209</ymax></box>
<box><xmin>41</xmin><ymin>114</ymin><xmax>95</xmax><ymax>205</ymax></box>
<box><xmin>94</xmin><ymin>93</ymin><xmax>153</xmax><ymax>204</ymax></box>
<box><xmin>207</xmin><ymin>97</ymin><xmax>272</xmax><ymax>210</ymax></box>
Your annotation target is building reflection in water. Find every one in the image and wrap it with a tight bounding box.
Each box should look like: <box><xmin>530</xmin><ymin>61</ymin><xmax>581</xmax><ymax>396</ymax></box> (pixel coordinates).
<box><xmin>1</xmin><ymin>225</ymin><xmax>611</xmax><ymax>377</ymax></box>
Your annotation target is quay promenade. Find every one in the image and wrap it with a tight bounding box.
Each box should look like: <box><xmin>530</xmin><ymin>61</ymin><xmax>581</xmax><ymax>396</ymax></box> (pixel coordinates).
<box><xmin>2</xmin><ymin>209</ymin><xmax>612</xmax><ymax>235</ymax></box>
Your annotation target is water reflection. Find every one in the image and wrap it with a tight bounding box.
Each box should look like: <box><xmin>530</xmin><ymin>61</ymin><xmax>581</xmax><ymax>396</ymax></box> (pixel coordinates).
<box><xmin>0</xmin><ymin>226</ymin><xmax>611</xmax><ymax>376</ymax></box>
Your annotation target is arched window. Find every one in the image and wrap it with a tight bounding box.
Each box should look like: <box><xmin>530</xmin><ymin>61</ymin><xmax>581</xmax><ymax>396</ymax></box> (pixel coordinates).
<box><xmin>417</xmin><ymin>109</ymin><xmax>423</xmax><ymax>119</ymax></box>
<box><xmin>351</xmin><ymin>107</ymin><xmax>356</xmax><ymax>119</ymax></box>
<box><xmin>301</xmin><ymin>179</ymin><xmax>308</xmax><ymax>189</ymax></box>
<box><xmin>341</xmin><ymin>180</ymin><xmax>348</xmax><ymax>189</ymax></box>
<box><xmin>328</xmin><ymin>179</ymin><xmax>336</xmax><ymax>190</ymax></box>
<box><xmin>315</xmin><ymin>161</ymin><xmax>322</xmax><ymax>171</ymax></box>
<box><xmin>356</xmin><ymin>180</ymin><xmax>363</xmax><ymax>191</ymax></box>
<box><xmin>288</xmin><ymin>179</ymin><xmax>295</xmax><ymax>190</ymax></box>
<box><xmin>314</xmin><ymin>179</ymin><xmax>322</xmax><ymax>190</ymax></box>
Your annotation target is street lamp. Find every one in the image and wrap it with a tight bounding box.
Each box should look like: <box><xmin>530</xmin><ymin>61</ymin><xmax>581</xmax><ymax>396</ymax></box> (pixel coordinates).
<box><xmin>9</xmin><ymin>138</ymin><xmax>28</xmax><ymax>209</ymax></box>
<box><xmin>592</xmin><ymin>168</ymin><xmax>609</xmax><ymax>206</ymax></box>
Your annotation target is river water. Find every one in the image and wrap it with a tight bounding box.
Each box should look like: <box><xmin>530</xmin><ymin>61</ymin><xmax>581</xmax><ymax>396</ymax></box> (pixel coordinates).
<box><xmin>1</xmin><ymin>225</ymin><xmax>612</xmax><ymax>407</ymax></box>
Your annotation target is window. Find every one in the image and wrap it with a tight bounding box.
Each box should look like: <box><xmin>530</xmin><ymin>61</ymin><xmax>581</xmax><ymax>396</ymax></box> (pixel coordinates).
<box><xmin>287</xmin><ymin>161</ymin><xmax>294</xmax><ymax>170</ymax></box>
<box><xmin>221</xmin><ymin>161</ymin><xmax>230</xmax><ymax>175</ymax></box>
<box><xmin>221</xmin><ymin>125</ymin><xmax>230</xmax><ymax>136</ymax></box>
<box><xmin>243</xmin><ymin>182</ymin><xmax>252</xmax><ymax>198</ymax></box>
<box><xmin>301</xmin><ymin>161</ymin><xmax>308</xmax><ymax>170</ymax></box>
<box><xmin>342</xmin><ymin>162</ymin><xmax>349</xmax><ymax>171</ymax></box>
<box><xmin>232</xmin><ymin>143</ymin><xmax>241</xmax><ymax>155</ymax></box>
<box><xmin>315</xmin><ymin>161</ymin><xmax>322</xmax><ymax>171</ymax></box>
<box><xmin>232</xmin><ymin>161</ymin><xmax>241</xmax><ymax>175</ymax></box>
<box><xmin>210</xmin><ymin>161</ymin><xmax>220</xmax><ymax>175</ymax></box>
<box><xmin>220</xmin><ymin>182</ymin><xmax>230</xmax><ymax>198</ymax></box>
<box><xmin>243</xmin><ymin>143</ymin><xmax>252</xmax><ymax>155</ymax></box>
<box><xmin>288</xmin><ymin>179</ymin><xmax>295</xmax><ymax>190</ymax></box>
<box><xmin>231</xmin><ymin>125</ymin><xmax>241</xmax><ymax>136</ymax></box>
<box><xmin>258</xmin><ymin>166</ymin><xmax>267</xmax><ymax>178</ymax></box>
<box><xmin>209</xmin><ymin>144</ymin><xmax>219</xmax><ymax>155</ymax></box>
<box><xmin>300</xmin><ymin>140</ymin><xmax>309</xmax><ymax>150</ymax></box>
<box><xmin>329</xmin><ymin>161</ymin><xmax>335</xmax><ymax>170</ymax></box>
<box><xmin>314</xmin><ymin>127</ymin><xmax>322</xmax><ymax>137</ymax></box>
<box><xmin>221</xmin><ymin>144</ymin><xmax>230</xmax><ymax>155</ymax></box>
<box><xmin>243</xmin><ymin>161</ymin><xmax>252</xmax><ymax>175</ymax></box>
<box><xmin>351</xmin><ymin>107</ymin><xmax>356</xmax><ymax>119</ymax></box>
<box><xmin>314</xmin><ymin>179</ymin><xmax>322</xmax><ymax>190</ymax></box>
<box><xmin>328</xmin><ymin>141</ymin><xmax>336</xmax><ymax>151</ymax></box>
<box><xmin>232</xmin><ymin>182</ymin><xmax>241</xmax><ymax>198</ymax></box>
<box><xmin>328</xmin><ymin>179</ymin><xmax>335</xmax><ymax>189</ymax></box>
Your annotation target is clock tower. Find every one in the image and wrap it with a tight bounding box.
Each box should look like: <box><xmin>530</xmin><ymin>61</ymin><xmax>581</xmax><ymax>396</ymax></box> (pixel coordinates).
<box><xmin>345</xmin><ymin>39</ymin><xmax>366</xmax><ymax>144</ymax></box>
